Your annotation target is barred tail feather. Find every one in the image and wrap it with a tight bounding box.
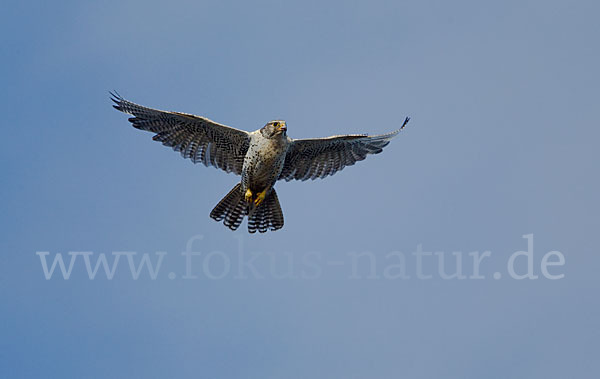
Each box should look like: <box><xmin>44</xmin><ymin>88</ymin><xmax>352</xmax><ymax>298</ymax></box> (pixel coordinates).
<box><xmin>210</xmin><ymin>183</ymin><xmax>247</xmax><ymax>231</ymax></box>
<box><xmin>248</xmin><ymin>189</ymin><xmax>284</xmax><ymax>233</ymax></box>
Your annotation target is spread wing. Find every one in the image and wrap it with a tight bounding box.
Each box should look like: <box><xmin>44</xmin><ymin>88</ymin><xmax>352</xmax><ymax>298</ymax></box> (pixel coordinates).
<box><xmin>279</xmin><ymin>118</ymin><xmax>409</xmax><ymax>181</ymax></box>
<box><xmin>111</xmin><ymin>92</ymin><xmax>250</xmax><ymax>175</ymax></box>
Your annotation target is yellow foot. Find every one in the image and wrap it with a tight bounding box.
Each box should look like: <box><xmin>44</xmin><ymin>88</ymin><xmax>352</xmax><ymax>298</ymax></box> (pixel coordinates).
<box><xmin>254</xmin><ymin>189</ymin><xmax>267</xmax><ymax>206</ymax></box>
<box><xmin>245</xmin><ymin>189</ymin><xmax>253</xmax><ymax>203</ymax></box>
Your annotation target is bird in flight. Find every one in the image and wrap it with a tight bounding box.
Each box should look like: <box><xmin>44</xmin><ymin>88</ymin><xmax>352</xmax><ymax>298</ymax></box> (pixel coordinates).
<box><xmin>111</xmin><ymin>93</ymin><xmax>409</xmax><ymax>233</ymax></box>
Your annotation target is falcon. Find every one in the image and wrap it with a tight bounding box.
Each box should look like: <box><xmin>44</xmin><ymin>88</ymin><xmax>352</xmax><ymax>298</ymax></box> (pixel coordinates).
<box><xmin>111</xmin><ymin>93</ymin><xmax>409</xmax><ymax>233</ymax></box>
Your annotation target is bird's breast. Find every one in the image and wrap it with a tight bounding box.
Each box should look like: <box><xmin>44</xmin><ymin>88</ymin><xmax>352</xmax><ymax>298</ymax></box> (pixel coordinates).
<box><xmin>242</xmin><ymin>136</ymin><xmax>289</xmax><ymax>190</ymax></box>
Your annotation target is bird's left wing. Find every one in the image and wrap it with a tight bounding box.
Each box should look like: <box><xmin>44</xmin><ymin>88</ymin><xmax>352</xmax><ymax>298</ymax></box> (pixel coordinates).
<box><xmin>279</xmin><ymin>117</ymin><xmax>409</xmax><ymax>181</ymax></box>
<box><xmin>111</xmin><ymin>93</ymin><xmax>250</xmax><ymax>175</ymax></box>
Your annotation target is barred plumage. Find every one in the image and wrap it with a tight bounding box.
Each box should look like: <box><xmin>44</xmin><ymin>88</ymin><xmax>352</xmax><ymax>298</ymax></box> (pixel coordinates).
<box><xmin>111</xmin><ymin>92</ymin><xmax>249</xmax><ymax>174</ymax></box>
<box><xmin>278</xmin><ymin>118</ymin><xmax>409</xmax><ymax>181</ymax></box>
<box><xmin>111</xmin><ymin>93</ymin><xmax>408</xmax><ymax>232</ymax></box>
<box><xmin>247</xmin><ymin>190</ymin><xmax>284</xmax><ymax>233</ymax></box>
<box><xmin>209</xmin><ymin>184</ymin><xmax>283</xmax><ymax>233</ymax></box>
<box><xmin>210</xmin><ymin>183</ymin><xmax>247</xmax><ymax>231</ymax></box>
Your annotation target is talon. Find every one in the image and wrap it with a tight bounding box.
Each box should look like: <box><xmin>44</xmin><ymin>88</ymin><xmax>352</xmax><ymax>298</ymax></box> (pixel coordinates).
<box><xmin>254</xmin><ymin>190</ymin><xmax>267</xmax><ymax>206</ymax></box>
<box><xmin>245</xmin><ymin>189</ymin><xmax>253</xmax><ymax>203</ymax></box>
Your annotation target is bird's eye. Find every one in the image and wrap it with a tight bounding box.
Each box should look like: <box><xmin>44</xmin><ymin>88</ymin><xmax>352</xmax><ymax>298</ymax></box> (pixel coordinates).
<box><xmin>273</xmin><ymin>122</ymin><xmax>279</xmax><ymax>127</ymax></box>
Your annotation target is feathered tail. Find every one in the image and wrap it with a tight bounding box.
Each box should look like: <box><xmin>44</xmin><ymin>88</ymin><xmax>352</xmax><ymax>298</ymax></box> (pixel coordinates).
<box><xmin>210</xmin><ymin>184</ymin><xmax>284</xmax><ymax>233</ymax></box>
<box><xmin>247</xmin><ymin>189</ymin><xmax>284</xmax><ymax>233</ymax></box>
<box><xmin>210</xmin><ymin>183</ymin><xmax>247</xmax><ymax>231</ymax></box>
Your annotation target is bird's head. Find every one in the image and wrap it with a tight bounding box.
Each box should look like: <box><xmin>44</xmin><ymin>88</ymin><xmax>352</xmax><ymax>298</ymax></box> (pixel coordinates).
<box><xmin>261</xmin><ymin>120</ymin><xmax>287</xmax><ymax>138</ymax></box>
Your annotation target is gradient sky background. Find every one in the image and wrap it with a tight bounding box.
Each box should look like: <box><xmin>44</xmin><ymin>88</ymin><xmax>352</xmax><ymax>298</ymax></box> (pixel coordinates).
<box><xmin>1</xmin><ymin>0</ymin><xmax>599</xmax><ymax>378</ymax></box>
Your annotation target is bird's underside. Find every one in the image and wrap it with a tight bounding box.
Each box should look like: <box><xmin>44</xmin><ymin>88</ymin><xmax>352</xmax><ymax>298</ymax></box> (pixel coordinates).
<box><xmin>111</xmin><ymin>92</ymin><xmax>409</xmax><ymax>233</ymax></box>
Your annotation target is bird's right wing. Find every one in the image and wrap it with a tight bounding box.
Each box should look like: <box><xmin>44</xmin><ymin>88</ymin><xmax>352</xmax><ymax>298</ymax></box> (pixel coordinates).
<box><xmin>111</xmin><ymin>93</ymin><xmax>250</xmax><ymax>175</ymax></box>
<box><xmin>279</xmin><ymin>118</ymin><xmax>409</xmax><ymax>181</ymax></box>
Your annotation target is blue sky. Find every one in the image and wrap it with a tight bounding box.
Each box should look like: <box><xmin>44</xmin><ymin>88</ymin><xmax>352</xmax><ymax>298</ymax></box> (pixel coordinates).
<box><xmin>1</xmin><ymin>0</ymin><xmax>599</xmax><ymax>378</ymax></box>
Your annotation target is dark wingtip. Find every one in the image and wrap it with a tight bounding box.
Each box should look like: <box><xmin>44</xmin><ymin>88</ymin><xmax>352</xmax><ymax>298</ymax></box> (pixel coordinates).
<box><xmin>109</xmin><ymin>90</ymin><xmax>123</xmax><ymax>103</ymax></box>
<box><xmin>400</xmin><ymin>116</ymin><xmax>410</xmax><ymax>130</ymax></box>
<box><xmin>110</xmin><ymin>91</ymin><xmax>124</xmax><ymax>111</ymax></box>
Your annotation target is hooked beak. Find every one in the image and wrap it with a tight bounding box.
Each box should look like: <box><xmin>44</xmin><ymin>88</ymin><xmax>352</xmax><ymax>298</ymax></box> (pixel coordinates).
<box><xmin>278</xmin><ymin>122</ymin><xmax>287</xmax><ymax>132</ymax></box>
